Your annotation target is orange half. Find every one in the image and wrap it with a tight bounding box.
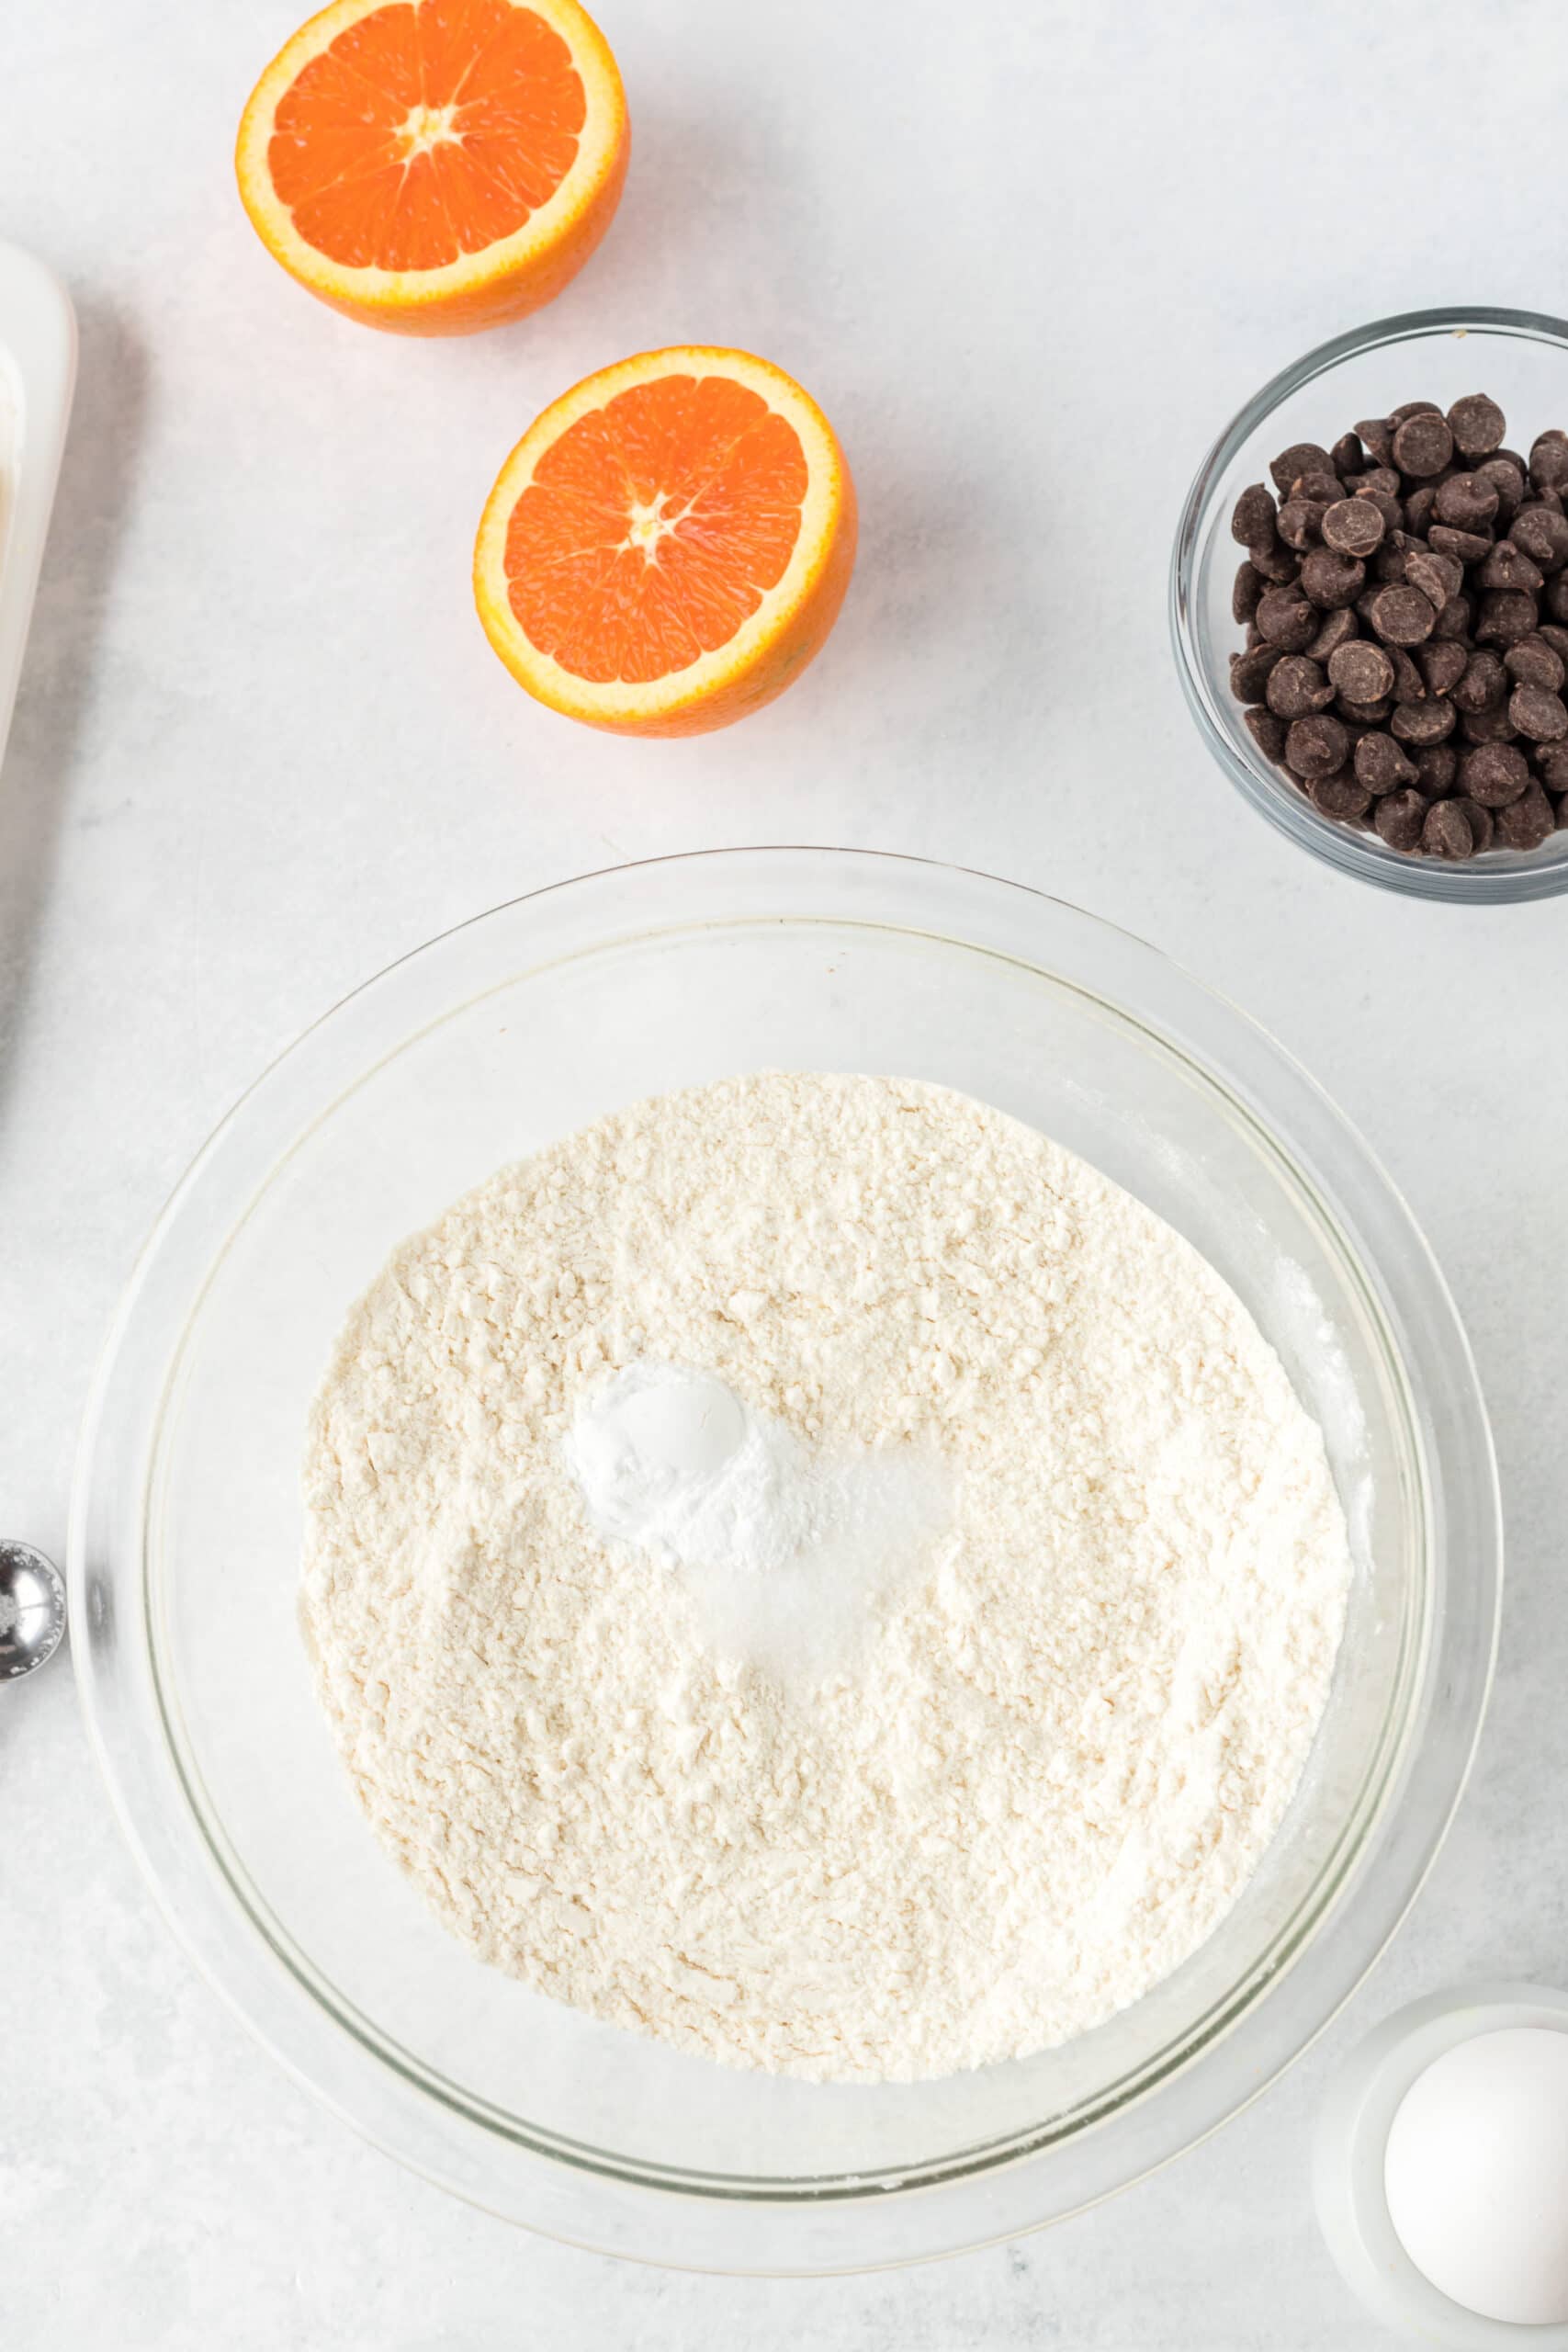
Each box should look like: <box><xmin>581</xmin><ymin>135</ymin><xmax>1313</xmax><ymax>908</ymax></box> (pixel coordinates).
<box><xmin>235</xmin><ymin>0</ymin><xmax>628</xmax><ymax>335</ymax></box>
<box><xmin>473</xmin><ymin>347</ymin><xmax>858</xmax><ymax>735</ymax></box>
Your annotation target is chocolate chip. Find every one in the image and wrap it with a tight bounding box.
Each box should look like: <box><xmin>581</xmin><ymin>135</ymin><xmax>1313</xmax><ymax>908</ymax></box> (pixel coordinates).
<box><xmin>1434</xmin><ymin>473</ymin><xmax>1500</xmax><ymax>530</ymax></box>
<box><xmin>1404</xmin><ymin>548</ymin><xmax>1463</xmax><ymax>608</ymax></box>
<box><xmin>1529</xmin><ymin>431</ymin><xmax>1568</xmax><ymax>492</ymax></box>
<box><xmin>1373</xmin><ymin>787</ymin><xmax>1427</xmax><ymax>849</ymax></box>
<box><xmin>1422</xmin><ymin>798</ymin><xmax>1476</xmax><ymax>859</ymax></box>
<box><xmin>1416</xmin><ymin>639</ymin><xmax>1469</xmax><ymax>696</ymax></box>
<box><xmin>1535</xmin><ymin>741</ymin><xmax>1568</xmax><ymax>793</ymax></box>
<box><xmin>1475</xmin><ymin>458</ymin><xmax>1527</xmax><ymax>524</ymax></box>
<box><xmin>1270</xmin><ymin>442</ymin><xmax>1335</xmax><ymax>495</ymax></box>
<box><xmin>1510</xmin><ymin>682</ymin><xmax>1568</xmax><ymax>740</ymax></box>
<box><xmin>1292</xmin><ymin>469</ymin><xmax>1344</xmax><ymax>504</ymax></box>
<box><xmin>1331</xmin><ymin>431</ymin><xmax>1364</xmax><ymax>476</ymax></box>
<box><xmin>1393</xmin><ymin>412</ymin><xmax>1454</xmax><ymax>477</ymax></box>
<box><xmin>1430</xmin><ymin>594</ymin><xmax>1473</xmax><ymax>641</ymax></box>
<box><xmin>1243</xmin><ymin>706</ymin><xmax>1288</xmax><ymax>763</ymax></box>
<box><xmin>1256</xmin><ymin>584</ymin><xmax>1319</xmax><ymax>649</ymax></box>
<box><xmin>1391</xmin><ymin>400</ymin><xmax>1442</xmax><ymax>424</ymax></box>
<box><xmin>1476</xmin><ymin>588</ymin><xmax>1541</xmax><ymax>647</ymax></box>
<box><xmin>1370</xmin><ymin>583</ymin><xmax>1438</xmax><ymax>645</ymax></box>
<box><xmin>1480</xmin><ymin>539</ymin><xmax>1546</xmax><ymax>595</ymax></box>
<box><xmin>1391</xmin><ymin>698</ymin><xmax>1457</xmax><ymax>744</ymax></box>
<box><xmin>1404</xmin><ymin>485</ymin><xmax>1439</xmax><ymax>537</ymax></box>
<box><xmin>1354</xmin><ymin>730</ymin><xmax>1417</xmax><ymax>792</ymax></box>
<box><xmin>1427</xmin><ymin>523</ymin><xmax>1494</xmax><ymax>563</ymax></box>
<box><xmin>1505</xmin><ymin>636</ymin><xmax>1567</xmax><ymax>692</ymax></box>
<box><xmin>1359</xmin><ymin>489</ymin><xmax>1405</xmax><ymax>537</ymax></box>
<box><xmin>1509</xmin><ymin>506</ymin><xmax>1568</xmax><ymax>571</ymax></box>
<box><xmin>1285</xmin><ymin>713</ymin><xmax>1349</xmax><ymax>778</ymax></box>
<box><xmin>1495</xmin><ymin>781</ymin><xmax>1556</xmax><ymax>848</ymax></box>
<box><xmin>1461</xmin><ymin>705</ymin><xmax>1519</xmax><ymax>743</ymax></box>
<box><xmin>1305</xmin><ymin>606</ymin><xmax>1359</xmax><ymax>662</ymax></box>
<box><xmin>1412</xmin><ymin>744</ymin><xmax>1458</xmax><ymax>797</ymax></box>
<box><xmin>1230</xmin><ymin>643</ymin><xmax>1284</xmax><ymax>700</ymax></box>
<box><xmin>1459</xmin><ymin>741</ymin><xmax>1530</xmax><ymax>806</ymax></box>
<box><xmin>1447</xmin><ymin>393</ymin><xmax>1506</xmax><ymax>458</ymax></box>
<box><xmin>1388</xmin><ymin>646</ymin><xmax>1427</xmax><ymax>703</ymax></box>
<box><xmin>1549</xmin><ymin>572</ymin><xmax>1568</xmax><ymax>623</ymax></box>
<box><xmin>1354</xmin><ymin>417</ymin><xmax>1394</xmax><ymax>464</ymax></box>
<box><xmin>1266</xmin><ymin>654</ymin><xmax>1334</xmax><ymax>718</ymax></box>
<box><xmin>1454</xmin><ymin>797</ymin><xmax>1495</xmax><ymax>854</ymax></box>
<box><xmin>1231</xmin><ymin>484</ymin><xmax>1276</xmax><ymax>546</ymax></box>
<box><xmin>1451</xmin><ymin>649</ymin><xmax>1507</xmax><ymax>711</ymax></box>
<box><xmin>1250</xmin><ymin>536</ymin><xmax>1300</xmax><ymax>583</ymax></box>
<box><xmin>1300</xmin><ymin>547</ymin><xmax>1365</xmax><ymax>609</ymax></box>
<box><xmin>1233</xmin><ymin>560</ymin><xmax>1265</xmax><ymax>623</ymax></box>
<box><xmin>1321</xmin><ymin>497</ymin><xmax>1384</xmax><ymax>557</ymax></box>
<box><xmin>1311</xmin><ymin>770</ymin><xmax>1373</xmax><ymax>820</ymax></box>
<box><xmin>1337</xmin><ymin>695</ymin><xmax>1394</xmax><ymax>725</ymax></box>
<box><xmin>1328</xmin><ymin>639</ymin><xmax>1395</xmax><ymax>702</ymax></box>
<box><xmin>1278</xmin><ymin>497</ymin><xmax>1326</xmax><ymax>550</ymax></box>
<box><xmin>1531</xmin><ymin>487</ymin><xmax>1568</xmax><ymax>517</ymax></box>
<box><xmin>1537</xmin><ymin>622</ymin><xmax>1568</xmax><ymax>666</ymax></box>
<box><xmin>1373</xmin><ymin>534</ymin><xmax>1411</xmax><ymax>583</ymax></box>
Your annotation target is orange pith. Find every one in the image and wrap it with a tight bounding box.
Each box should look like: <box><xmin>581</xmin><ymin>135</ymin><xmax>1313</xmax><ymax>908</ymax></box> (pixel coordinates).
<box><xmin>236</xmin><ymin>0</ymin><xmax>627</xmax><ymax>334</ymax></box>
<box><xmin>271</xmin><ymin>0</ymin><xmax>582</xmax><ymax>270</ymax></box>
<box><xmin>505</xmin><ymin>375</ymin><xmax>808</xmax><ymax>686</ymax></box>
<box><xmin>473</xmin><ymin>348</ymin><xmax>858</xmax><ymax>737</ymax></box>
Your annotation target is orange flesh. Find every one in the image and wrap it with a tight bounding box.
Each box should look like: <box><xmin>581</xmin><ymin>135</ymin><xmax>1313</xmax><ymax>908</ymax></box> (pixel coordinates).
<box><xmin>269</xmin><ymin>0</ymin><xmax>584</xmax><ymax>270</ymax></box>
<box><xmin>503</xmin><ymin>376</ymin><xmax>809</xmax><ymax>684</ymax></box>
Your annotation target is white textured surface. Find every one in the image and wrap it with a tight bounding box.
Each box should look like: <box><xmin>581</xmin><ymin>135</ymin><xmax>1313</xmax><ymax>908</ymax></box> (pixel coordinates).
<box><xmin>4</xmin><ymin>0</ymin><xmax>1566</xmax><ymax>2342</ymax></box>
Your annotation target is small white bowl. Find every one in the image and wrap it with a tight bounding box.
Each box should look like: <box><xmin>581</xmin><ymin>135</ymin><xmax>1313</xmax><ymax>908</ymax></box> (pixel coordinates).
<box><xmin>0</xmin><ymin>241</ymin><xmax>75</xmax><ymax>779</ymax></box>
<box><xmin>1315</xmin><ymin>1983</ymin><xmax>1568</xmax><ymax>2347</ymax></box>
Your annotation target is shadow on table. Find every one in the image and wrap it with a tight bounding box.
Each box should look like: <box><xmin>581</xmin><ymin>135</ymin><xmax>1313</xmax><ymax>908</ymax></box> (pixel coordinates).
<box><xmin>0</xmin><ymin>294</ymin><xmax>145</xmax><ymax>1123</ymax></box>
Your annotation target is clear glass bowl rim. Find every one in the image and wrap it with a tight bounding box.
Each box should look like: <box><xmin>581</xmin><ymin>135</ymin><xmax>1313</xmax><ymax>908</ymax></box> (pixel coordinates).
<box><xmin>1170</xmin><ymin>303</ymin><xmax>1568</xmax><ymax>903</ymax></box>
<box><xmin>68</xmin><ymin>846</ymin><xmax>1502</xmax><ymax>2272</ymax></box>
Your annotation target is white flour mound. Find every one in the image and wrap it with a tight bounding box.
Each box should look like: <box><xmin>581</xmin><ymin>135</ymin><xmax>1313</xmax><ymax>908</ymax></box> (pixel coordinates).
<box><xmin>301</xmin><ymin>1073</ymin><xmax>1352</xmax><ymax>2084</ymax></box>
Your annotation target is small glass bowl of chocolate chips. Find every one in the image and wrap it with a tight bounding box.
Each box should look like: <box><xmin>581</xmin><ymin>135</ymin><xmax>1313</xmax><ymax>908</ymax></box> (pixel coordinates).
<box><xmin>1172</xmin><ymin>308</ymin><xmax>1568</xmax><ymax>899</ymax></box>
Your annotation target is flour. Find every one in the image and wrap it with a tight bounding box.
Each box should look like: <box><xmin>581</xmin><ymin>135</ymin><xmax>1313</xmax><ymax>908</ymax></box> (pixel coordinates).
<box><xmin>300</xmin><ymin>1072</ymin><xmax>1352</xmax><ymax>2083</ymax></box>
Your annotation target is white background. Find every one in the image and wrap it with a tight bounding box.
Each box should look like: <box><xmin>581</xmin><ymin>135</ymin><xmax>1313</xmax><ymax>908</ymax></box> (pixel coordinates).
<box><xmin>6</xmin><ymin>1</ymin><xmax>1567</xmax><ymax>2343</ymax></box>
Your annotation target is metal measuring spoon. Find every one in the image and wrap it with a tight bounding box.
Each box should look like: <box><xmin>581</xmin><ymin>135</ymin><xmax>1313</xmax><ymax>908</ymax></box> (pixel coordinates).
<box><xmin>0</xmin><ymin>1539</ymin><xmax>66</xmax><ymax>1679</ymax></box>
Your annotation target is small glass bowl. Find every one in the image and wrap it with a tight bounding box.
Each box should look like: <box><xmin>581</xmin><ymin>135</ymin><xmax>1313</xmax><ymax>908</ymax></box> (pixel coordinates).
<box><xmin>1171</xmin><ymin>307</ymin><xmax>1568</xmax><ymax>903</ymax></box>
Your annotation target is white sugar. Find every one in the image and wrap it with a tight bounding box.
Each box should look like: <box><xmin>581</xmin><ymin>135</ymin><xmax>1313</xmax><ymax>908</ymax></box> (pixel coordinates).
<box><xmin>565</xmin><ymin>1361</ymin><xmax>949</xmax><ymax>1682</ymax></box>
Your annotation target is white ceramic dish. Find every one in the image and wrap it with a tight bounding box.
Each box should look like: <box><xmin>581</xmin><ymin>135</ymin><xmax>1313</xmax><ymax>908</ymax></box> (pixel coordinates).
<box><xmin>1315</xmin><ymin>1984</ymin><xmax>1568</xmax><ymax>2348</ymax></box>
<box><xmin>0</xmin><ymin>241</ymin><xmax>75</xmax><ymax>776</ymax></box>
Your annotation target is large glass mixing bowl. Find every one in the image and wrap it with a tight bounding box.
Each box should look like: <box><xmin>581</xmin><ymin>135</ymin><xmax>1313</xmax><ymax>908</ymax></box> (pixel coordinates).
<box><xmin>71</xmin><ymin>849</ymin><xmax>1499</xmax><ymax>2272</ymax></box>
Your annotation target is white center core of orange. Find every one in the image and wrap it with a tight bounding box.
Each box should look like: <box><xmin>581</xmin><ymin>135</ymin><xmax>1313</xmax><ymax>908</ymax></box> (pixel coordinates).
<box><xmin>625</xmin><ymin>492</ymin><xmax>688</xmax><ymax>562</ymax></box>
<box><xmin>399</xmin><ymin>104</ymin><xmax>461</xmax><ymax>160</ymax></box>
